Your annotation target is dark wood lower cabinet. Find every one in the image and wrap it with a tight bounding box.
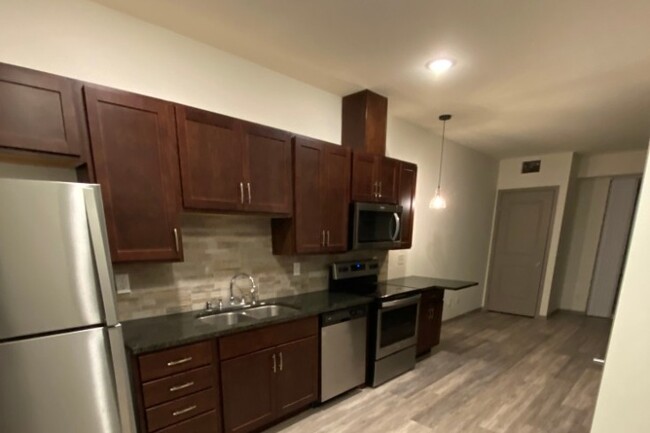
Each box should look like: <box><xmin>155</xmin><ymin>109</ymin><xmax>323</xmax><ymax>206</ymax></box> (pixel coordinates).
<box><xmin>274</xmin><ymin>336</ymin><xmax>318</xmax><ymax>418</ymax></box>
<box><xmin>221</xmin><ymin>348</ymin><xmax>276</xmax><ymax>433</ymax></box>
<box><xmin>417</xmin><ymin>290</ymin><xmax>444</xmax><ymax>356</ymax></box>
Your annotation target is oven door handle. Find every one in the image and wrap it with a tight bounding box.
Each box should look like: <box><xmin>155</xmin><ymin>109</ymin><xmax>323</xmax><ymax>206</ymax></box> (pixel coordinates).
<box><xmin>391</xmin><ymin>212</ymin><xmax>401</xmax><ymax>241</ymax></box>
<box><xmin>381</xmin><ymin>294</ymin><xmax>420</xmax><ymax>310</ymax></box>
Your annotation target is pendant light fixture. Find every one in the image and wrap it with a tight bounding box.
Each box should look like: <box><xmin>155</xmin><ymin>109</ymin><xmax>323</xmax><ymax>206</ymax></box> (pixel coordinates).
<box><xmin>430</xmin><ymin>114</ymin><xmax>451</xmax><ymax>209</ymax></box>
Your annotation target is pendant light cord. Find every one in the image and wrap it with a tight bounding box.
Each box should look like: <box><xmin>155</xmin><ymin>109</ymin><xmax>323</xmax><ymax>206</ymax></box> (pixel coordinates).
<box><xmin>437</xmin><ymin>120</ymin><xmax>446</xmax><ymax>190</ymax></box>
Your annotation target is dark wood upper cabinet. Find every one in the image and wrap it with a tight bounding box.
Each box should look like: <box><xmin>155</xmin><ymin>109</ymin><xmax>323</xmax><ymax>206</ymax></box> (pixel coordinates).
<box><xmin>342</xmin><ymin>90</ymin><xmax>387</xmax><ymax>156</ymax></box>
<box><xmin>175</xmin><ymin>106</ymin><xmax>291</xmax><ymax>216</ymax></box>
<box><xmin>84</xmin><ymin>85</ymin><xmax>183</xmax><ymax>263</ymax></box>
<box><xmin>351</xmin><ymin>151</ymin><xmax>399</xmax><ymax>204</ymax></box>
<box><xmin>176</xmin><ymin>106</ymin><xmax>244</xmax><ymax>211</ymax></box>
<box><xmin>272</xmin><ymin>137</ymin><xmax>350</xmax><ymax>254</ymax></box>
<box><xmin>397</xmin><ymin>161</ymin><xmax>417</xmax><ymax>248</ymax></box>
<box><xmin>221</xmin><ymin>348</ymin><xmax>276</xmax><ymax>433</ymax></box>
<box><xmin>322</xmin><ymin>145</ymin><xmax>351</xmax><ymax>252</ymax></box>
<box><xmin>274</xmin><ymin>336</ymin><xmax>318</xmax><ymax>418</ymax></box>
<box><xmin>0</xmin><ymin>63</ymin><xmax>86</xmax><ymax>158</ymax></box>
<box><xmin>242</xmin><ymin>122</ymin><xmax>292</xmax><ymax>215</ymax></box>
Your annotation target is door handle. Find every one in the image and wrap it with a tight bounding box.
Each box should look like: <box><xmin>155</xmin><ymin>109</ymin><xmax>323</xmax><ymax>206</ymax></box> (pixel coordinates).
<box><xmin>173</xmin><ymin>228</ymin><xmax>180</xmax><ymax>253</ymax></box>
<box><xmin>373</xmin><ymin>181</ymin><xmax>378</xmax><ymax>198</ymax></box>
<box><xmin>326</xmin><ymin>230</ymin><xmax>330</xmax><ymax>247</ymax></box>
<box><xmin>279</xmin><ymin>352</ymin><xmax>283</xmax><ymax>371</ymax></box>
<box><xmin>593</xmin><ymin>358</ymin><xmax>605</xmax><ymax>366</ymax></box>
<box><xmin>239</xmin><ymin>182</ymin><xmax>244</xmax><ymax>204</ymax></box>
<box><xmin>246</xmin><ymin>182</ymin><xmax>252</xmax><ymax>204</ymax></box>
<box><xmin>272</xmin><ymin>353</ymin><xmax>277</xmax><ymax>373</ymax></box>
<box><xmin>321</xmin><ymin>230</ymin><xmax>326</xmax><ymax>247</ymax></box>
<box><xmin>379</xmin><ymin>181</ymin><xmax>382</xmax><ymax>198</ymax></box>
<box><xmin>390</xmin><ymin>213</ymin><xmax>401</xmax><ymax>241</ymax></box>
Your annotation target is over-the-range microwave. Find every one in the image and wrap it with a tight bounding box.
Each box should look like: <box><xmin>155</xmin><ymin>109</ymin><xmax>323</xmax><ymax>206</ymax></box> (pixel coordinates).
<box><xmin>351</xmin><ymin>202</ymin><xmax>403</xmax><ymax>250</ymax></box>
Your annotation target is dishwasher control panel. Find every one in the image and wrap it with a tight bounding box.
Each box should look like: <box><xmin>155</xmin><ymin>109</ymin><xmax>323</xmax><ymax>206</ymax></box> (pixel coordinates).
<box><xmin>321</xmin><ymin>305</ymin><xmax>367</xmax><ymax>327</ymax></box>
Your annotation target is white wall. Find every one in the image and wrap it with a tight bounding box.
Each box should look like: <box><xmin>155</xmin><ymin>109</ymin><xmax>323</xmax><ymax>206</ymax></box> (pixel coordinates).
<box><xmin>577</xmin><ymin>149</ymin><xmax>647</xmax><ymax>178</ymax></box>
<box><xmin>0</xmin><ymin>0</ymin><xmax>341</xmax><ymax>145</ymax></box>
<box><xmin>591</xmin><ymin>143</ymin><xmax>650</xmax><ymax>433</ymax></box>
<box><xmin>386</xmin><ymin>117</ymin><xmax>499</xmax><ymax>320</ymax></box>
<box><xmin>488</xmin><ymin>152</ymin><xmax>574</xmax><ymax>316</ymax></box>
<box><xmin>553</xmin><ymin>177</ymin><xmax>610</xmax><ymax>311</ymax></box>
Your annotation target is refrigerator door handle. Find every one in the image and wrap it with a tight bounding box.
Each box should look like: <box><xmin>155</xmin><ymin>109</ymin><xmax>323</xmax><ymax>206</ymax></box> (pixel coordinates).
<box><xmin>83</xmin><ymin>186</ymin><xmax>119</xmax><ymax>327</ymax></box>
<box><xmin>108</xmin><ymin>325</ymin><xmax>137</xmax><ymax>433</ymax></box>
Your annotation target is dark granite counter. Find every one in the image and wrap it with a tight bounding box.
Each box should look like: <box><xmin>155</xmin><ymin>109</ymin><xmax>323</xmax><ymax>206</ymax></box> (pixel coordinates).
<box><xmin>384</xmin><ymin>276</ymin><xmax>478</xmax><ymax>291</ymax></box>
<box><xmin>122</xmin><ymin>291</ymin><xmax>373</xmax><ymax>355</ymax></box>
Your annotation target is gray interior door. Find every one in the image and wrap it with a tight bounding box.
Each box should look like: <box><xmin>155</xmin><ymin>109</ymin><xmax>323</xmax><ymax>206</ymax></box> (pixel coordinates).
<box><xmin>587</xmin><ymin>177</ymin><xmax>640</xmax><ymax>318</ymax></box>
<box><xmin>487</xmin><ymin>188</ymin><xmax>556</xmax><ymax>317</ymax></box>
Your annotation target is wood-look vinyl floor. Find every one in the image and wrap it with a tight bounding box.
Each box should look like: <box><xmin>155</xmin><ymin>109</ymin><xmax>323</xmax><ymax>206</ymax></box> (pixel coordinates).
<box><xmin>266</xmin><ymin>311</ymin><xmax>612</xmax><ymax>433</ymax></box>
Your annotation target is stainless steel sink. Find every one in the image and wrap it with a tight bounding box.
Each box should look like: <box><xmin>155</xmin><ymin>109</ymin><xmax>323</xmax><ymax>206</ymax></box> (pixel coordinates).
<box><xmin>243</xmin><ymin>304</ymin><xmax>300</xmax><ymax>319</ymax></box>
<box><xmin>197</xmin><ymin>311</ymin><xmax>256</xmax><ymax>327</ymax></box>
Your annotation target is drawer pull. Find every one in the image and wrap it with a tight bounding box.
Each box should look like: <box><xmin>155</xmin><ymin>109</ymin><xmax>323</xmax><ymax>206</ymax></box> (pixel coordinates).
<box><xmin>169</xmin><ymin>381</ymin><xmax>195</xmax><ymax>392</ymax></box>
<box><xmin>167</xmin><ymin>357</ymin><xmax>193</xmax><ymax>367</ymax></box>
<box><xmin>172</xmin><ymin>405</ymin><xmax>197</xmax><ymax>417</ymax></box>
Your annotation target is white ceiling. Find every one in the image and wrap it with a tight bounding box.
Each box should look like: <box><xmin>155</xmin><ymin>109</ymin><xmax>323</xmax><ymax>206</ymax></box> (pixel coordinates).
<box><xmin>92</xmin><ymin>0</ymin><xmax>650</xmax><ymax>158</ymax></box>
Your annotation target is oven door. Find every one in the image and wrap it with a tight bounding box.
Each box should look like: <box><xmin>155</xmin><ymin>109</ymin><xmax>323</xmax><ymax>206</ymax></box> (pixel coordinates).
<box><xmin>352</xmin><ymin>202</ymin><xmax>402</xmax><ymax>250</ymax></box>
<box><xmin>375</xmin><ymin>294</ymin><xmax>420</xmax><ymax>359</ymax></box>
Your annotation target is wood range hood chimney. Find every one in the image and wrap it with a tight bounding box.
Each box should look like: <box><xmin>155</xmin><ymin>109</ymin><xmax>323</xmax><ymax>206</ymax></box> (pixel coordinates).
<box><xmin>341</xmin><ymin>89</ymin><xmax>388</xmax><ymax>156</ymax></box>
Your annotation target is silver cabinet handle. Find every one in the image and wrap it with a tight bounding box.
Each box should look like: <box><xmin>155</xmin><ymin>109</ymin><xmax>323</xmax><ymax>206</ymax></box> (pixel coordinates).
<box><xmin>428</xmin><ymin>308</ymin><xmax>434</xmax><ymax>320</ymax></box>
<box><xmin>321</xmin><ymin>230</ymin><xmax>326</xmax><ymax>247</ymax></box>
<box><xmin>374</xmin><ymin>181</ymin><xmax>379</xmax><ymax>198</ymax></box>
<box><xmin>239</xmin><ymin>182</ymin><xmax>244</xmax><ymax>204</ymax></box>
<box><xmin>279</xmin><ymin>352</ymin><xmax>283</xmax><ymax>371</ymax></box>
<box><xmin>173</xmin><ymin>228</ymin><xmax>180</xmax><ymax>253</ymax></box>
<box><xmin>272</xmin><ymin>353</ymin><xmax>277</xmax><ymax>373</ymax></box>
<box><xmin>167</xmin><ymin>356</ymin><xmax>192</xmax><ymax>367</ymax></box>
<box><xmin>169</xmin><ymin>381</ymin><xmax>195</xmax><ymax>392</ymax></box>
<box><xmin>172</xmin><ymin>405</ymin><xmax>197</xmax><ymax>417</ymax></box>
<box><xmin>379</xmin><ymin>181</ymin><xmax>382</xmax><ymax>198</ymax></box>
<box><xmin>326</xmin><ymin>230</ymin><xmax>330</xmax><ymax>247</ymax></box>
<box><xmin>593</xmin><ymin>358</ymin><xmax>606</xmax><ymax>366</ymax></box>
<box><xmin>247</xmin><ymin>182</ymin><xmax>252</xmax><ymax>204</ymax></box>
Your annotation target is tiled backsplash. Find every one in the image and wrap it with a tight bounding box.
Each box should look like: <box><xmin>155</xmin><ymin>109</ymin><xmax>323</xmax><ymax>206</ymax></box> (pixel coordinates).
<box><xmin>115</xmin><ymin>213</ymin><xmax>387</xmax><ymax>321</ymax></box>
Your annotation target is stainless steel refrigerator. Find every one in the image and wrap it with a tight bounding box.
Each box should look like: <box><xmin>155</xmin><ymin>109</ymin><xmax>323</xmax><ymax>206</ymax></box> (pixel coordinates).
<box><xmin>0</xmin><ymin>179</ymin><xmax>136</xmax><ymax>433</ymax></box>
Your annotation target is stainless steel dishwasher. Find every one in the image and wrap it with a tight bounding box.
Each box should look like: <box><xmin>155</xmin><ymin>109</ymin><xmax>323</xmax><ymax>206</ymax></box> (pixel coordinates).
<box><xmin>320</xmin><ymin>305</ymin><xmax>368</xmax><ymax>402</ymax></box>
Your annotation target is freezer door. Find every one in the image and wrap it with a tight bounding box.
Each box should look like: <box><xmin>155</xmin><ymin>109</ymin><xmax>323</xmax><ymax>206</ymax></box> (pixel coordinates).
<box><xmin>0</xmin><ymin>179</ymin><xmax>118</xmax><ymax>339</ymax></box>
<box><xmin>0</xmin><ymin>326</ymin><xmax>135</xmax><ymax>433</ymax></box>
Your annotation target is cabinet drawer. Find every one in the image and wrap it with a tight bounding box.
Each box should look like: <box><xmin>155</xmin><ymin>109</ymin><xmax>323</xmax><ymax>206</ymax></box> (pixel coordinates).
<box><xmin>146</xmin><ymin>388</ymin><xmax>217</xmax><ymax>432</ymax></box>
<box><xmin>220</xmin><ymin>317</ymin><xmax>318</xmax><ymax>360</ymax></box>
<box><xmin>143</xmin><ymin>366</ymin><xmax>215</xmax><ymax>408</ymax></box>
<box><xmin>156</xmin><ymin>410</ymin><xmax>220</xmax><ymax>433</ymax></box>
<box><xmin>139</xmin><ymin>341</ymin><xmax>213</xmax><ymax>382</ymax></box>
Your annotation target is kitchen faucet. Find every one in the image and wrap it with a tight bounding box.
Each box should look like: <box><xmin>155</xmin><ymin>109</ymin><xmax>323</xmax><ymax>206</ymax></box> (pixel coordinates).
<box><xmin>229</xmin><ymin>273</ymin><xmax>258</xmax><ymax>306</ymax></box>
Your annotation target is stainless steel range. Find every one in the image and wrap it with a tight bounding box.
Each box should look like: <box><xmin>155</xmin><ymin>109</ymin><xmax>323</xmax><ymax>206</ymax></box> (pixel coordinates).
<box><xmin>329</xmin><ymin>259</ymin><xmax>420</xmax><ymax>387</ymax></box>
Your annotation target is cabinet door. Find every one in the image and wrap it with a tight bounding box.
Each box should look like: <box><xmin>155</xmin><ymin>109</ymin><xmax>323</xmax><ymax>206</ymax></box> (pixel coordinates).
<box><xmin>397</xmin><ymin>162</ymin><xmax>417</xmax><ymax>248</ymax></box>
<box><xmin>351</xmin><ymin>151</ymin><xmax>378</xmax><ymax>202</ymax></box>
<box><xmin>417</xmin><ymin>292</ymin><xmax>436</xmax><ymax>356</ymax></box>
<box><xmin>274</xmin><ymin>336</ymin><xmax>318</xmax><ymax>418</ymax></box>
<box><xmin>378</xmin><ymin>157</ymin><xmax>400</xmax><ymax>204</ymax></box>
<box><xmin>243</xmin><ymin>122</ymin><xmax>292</xmax><ymax>215</ymax></box>
<box><xmin>294</xmin><ymin>137</ymin><xmax>325</xmax><ymax>253</ymax></box>
<box><xmin>322</xmin><ymin>145</ymin><xmax>351</xmax><ymax>252</ymax></box>
<box><xmin>84</xmin><ymin>86</ymin><xmax>183</xmax><ymax>263</ymax></box>
<box><xmin>0</xmin><ymin>63</ymin><xmax>84</xmax><ymax>156</ymax></box>
<box><xmin>221</xmin><ymin>348</ymin><xmax>276</xmax><ymax>433</ymax></box>
<box><xmin>176</xmin><ymin>106</ymin><xmax>244</xmax><ymax>211</ymax></box>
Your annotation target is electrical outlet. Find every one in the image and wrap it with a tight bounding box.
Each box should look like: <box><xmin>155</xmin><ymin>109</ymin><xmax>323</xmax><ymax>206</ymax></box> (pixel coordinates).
<box><xmin>293</xmin><ymin>262</ymin><xmax>301</xmax><ymax>276</ymax></box>
<box><xmin>114</xmin><ymin>273</ymin><xmax>131</xmax><ymax>294</ymax></box>
<box><xmin>397</xmin><ymin>254</ymin><xmax>406</xmax><ymax>266</ymax></box>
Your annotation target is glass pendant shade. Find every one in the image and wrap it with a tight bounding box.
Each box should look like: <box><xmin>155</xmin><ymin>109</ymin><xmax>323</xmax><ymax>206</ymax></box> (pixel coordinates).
<box><xmin>429</xmin><ymin>187</ymin><xmax>447</xmax><ymax>209</ymax></box>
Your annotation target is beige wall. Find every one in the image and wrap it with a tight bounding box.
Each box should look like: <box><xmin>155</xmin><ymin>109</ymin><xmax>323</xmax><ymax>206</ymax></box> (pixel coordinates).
<box><xmin>591</xmin><ymin>143</ymin><xmax>650</xmax><ymax>433</ymax></box>
<box><xmin>488</xmin><ymin>152</ymin><xmax>574</xmax><ymax>316</ymax></box>
<box><xmin>386</xmin><ymin>117</ymin><xmax>499</xmax><ymax>320</ymax></box>
<box><xmin>0</xmin><ymin>0</ymin><xmax>341</xmax><ymax>145</ymax></box>
<box><xmin>577</xmin><ymin>149</ymin><xmax>647</xmax><ymax>178</ymax></box>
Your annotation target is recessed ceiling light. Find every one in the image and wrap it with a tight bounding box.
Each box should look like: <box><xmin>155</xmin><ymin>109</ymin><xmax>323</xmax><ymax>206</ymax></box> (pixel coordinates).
<box><xmin>426</xmin><ymin>58</ymin><xmax>455</xmax><ymax>74</ymax></box>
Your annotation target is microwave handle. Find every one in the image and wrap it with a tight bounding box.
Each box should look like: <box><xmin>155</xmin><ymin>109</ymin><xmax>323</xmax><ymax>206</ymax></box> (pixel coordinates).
<box><xmin>391</xmin><ymin>212</ymin><xmax>401</xmax><ymax>241</ymax></box>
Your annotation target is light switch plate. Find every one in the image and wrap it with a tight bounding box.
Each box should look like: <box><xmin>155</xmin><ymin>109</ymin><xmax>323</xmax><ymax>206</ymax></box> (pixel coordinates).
<box><xmin>115</xmin><ymin>273</ymin><xmax>131</xmax><ymax>294</ymax></box>
<box><xmin>293</xmin><ymin>262</ymin><xmax>301</xmax><ymax>276</ymax></box>
<box><xmin>397</xmin><ymin>254</ymin><xmax>406</xmax><ymax>266</ymax></box>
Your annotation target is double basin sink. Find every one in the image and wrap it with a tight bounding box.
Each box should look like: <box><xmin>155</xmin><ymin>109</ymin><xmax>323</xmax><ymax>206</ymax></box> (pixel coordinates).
<box><xmin>196</xmin><ymin>304</ymin><xmax>300</xmax><ymax>327</ymax></box>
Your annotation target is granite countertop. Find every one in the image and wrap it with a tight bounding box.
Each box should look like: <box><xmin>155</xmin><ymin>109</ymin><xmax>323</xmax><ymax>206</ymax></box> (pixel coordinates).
<box><xmin>121</xmin><ymin>291</ymin><xmax>373</xmax><ymax>355</ymax></box>
<box><xmin>384</xmin><ymin>276</ymin><xmax>479</xmax><ymax>291</ymax></box>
